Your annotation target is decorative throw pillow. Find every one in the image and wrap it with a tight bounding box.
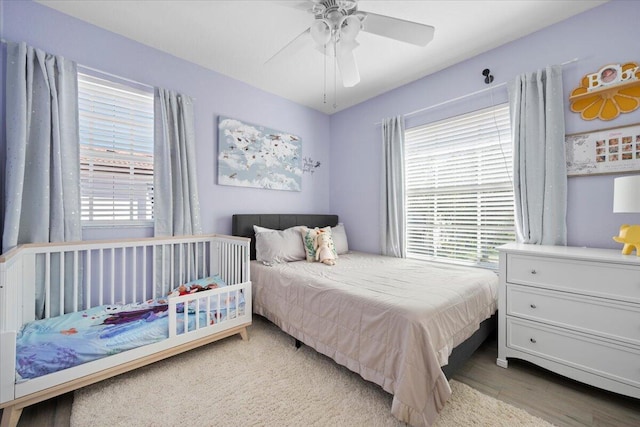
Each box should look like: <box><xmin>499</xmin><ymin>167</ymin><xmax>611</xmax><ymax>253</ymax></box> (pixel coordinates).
<box><xmin>300</xmin><ymin>226</ymin><xmax>337</xmax><ymax>262</ymax></box>
<box><xmin>254</xmin><ymin>225</ymin><xmax>306</xmax><ymax>264</ymax></box>
<box><xmin>331</xmin><ymin>223</ymin><xmax>349</xmax><ymax>255</ymax></box>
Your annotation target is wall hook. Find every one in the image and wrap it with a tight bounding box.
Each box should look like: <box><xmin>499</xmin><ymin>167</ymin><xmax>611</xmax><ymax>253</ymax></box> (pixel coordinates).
<box><xmin>482</xmin><ymin>68</ymin><xmax>494</xmax><ymax>84</ymax></box>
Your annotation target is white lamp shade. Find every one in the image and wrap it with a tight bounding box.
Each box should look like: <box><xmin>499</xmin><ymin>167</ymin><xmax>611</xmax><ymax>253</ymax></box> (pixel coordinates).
<box><xmin>613</xmin><ymin>175</ymin><xmax>640</xmax><ymax>213</ymax></box>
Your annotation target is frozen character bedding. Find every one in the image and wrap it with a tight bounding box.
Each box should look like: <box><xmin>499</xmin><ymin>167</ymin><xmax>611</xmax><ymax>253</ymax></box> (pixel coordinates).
<box><xmin>16</xmin><ymin>276</ymin><xmax>244</xmax><ymax>381</ymax></box>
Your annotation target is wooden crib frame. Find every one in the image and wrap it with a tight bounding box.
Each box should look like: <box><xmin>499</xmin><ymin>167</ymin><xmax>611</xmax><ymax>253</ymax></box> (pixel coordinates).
<box><xmin>0</xmin><ymin>234</ymin><xmax>251</xmax><ymax>427</ymax></box>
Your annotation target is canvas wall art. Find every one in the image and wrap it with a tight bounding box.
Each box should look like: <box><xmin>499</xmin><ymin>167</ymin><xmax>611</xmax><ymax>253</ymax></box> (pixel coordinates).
<box><xmin>217</xmin><ymin>116</ymin><xmax>302</xmax><ymax>191</ymax></box>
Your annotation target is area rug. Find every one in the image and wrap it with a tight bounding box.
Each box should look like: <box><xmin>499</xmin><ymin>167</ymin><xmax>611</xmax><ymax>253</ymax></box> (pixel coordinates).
<box><xmin>71</xmin><ymin>316</ymin><xmax>553</xmax><ymax>426</ymax></box>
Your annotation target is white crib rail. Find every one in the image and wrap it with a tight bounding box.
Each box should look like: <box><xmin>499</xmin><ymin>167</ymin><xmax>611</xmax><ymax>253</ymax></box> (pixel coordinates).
<box><xmin>0</xmin><ymin>234</ymin><xmax>250</xmax><ymax>407</ymax></box>
<box><xmin>0</xmin><ymin>234</ymin><xmax>249</xmax><ymax>330</ymax></box>
<box><xmin>167</xmin><ymin>281</ymin><xmax>249</xmax><ymax>338</ymax></box>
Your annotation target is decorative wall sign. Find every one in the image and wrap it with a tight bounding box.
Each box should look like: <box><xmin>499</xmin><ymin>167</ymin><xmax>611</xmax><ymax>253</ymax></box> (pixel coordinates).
<box><xmin>565</xmin><ymin>123</ymin><xmax>640</xmax><ymax>176</ymax></box>
<box><xmin>569</xmin><ymin>62</ymin><xmax>640</xmax><ymax>121</ymax></box>
<box><xmin>217</xmin><ymin>116</ymin><xmax>302</xmax><ymax>191</ymax></box>
<box><xmin>302</xmin><ymin>157</ymin><xmax>321</xmax><ymax>174</ymax></box>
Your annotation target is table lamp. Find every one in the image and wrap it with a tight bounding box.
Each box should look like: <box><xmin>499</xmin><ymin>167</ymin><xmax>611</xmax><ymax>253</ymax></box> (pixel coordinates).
<box><xmin>612</xmin><ymin>175</ymin><xmax>640</xmax><ymax>255</ymax></box>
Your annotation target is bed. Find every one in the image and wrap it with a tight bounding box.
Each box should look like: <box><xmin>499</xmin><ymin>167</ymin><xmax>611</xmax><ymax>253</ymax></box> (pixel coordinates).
<box><xmin>0</xmin><ymin>234</ymin><xmax>251</xmax><ymax>427</ymax></box>
<box><xmin>232</xmin><ymin>214</ymin><xmax>498</xmax><ymax>427</ymax></box>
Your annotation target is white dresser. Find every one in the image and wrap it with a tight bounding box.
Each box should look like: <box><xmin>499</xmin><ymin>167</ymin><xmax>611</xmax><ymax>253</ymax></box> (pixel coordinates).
<box><xmin>497</xmin><ymin>243</ymin><xmax>640</xmax><ymax>399</ymax></box>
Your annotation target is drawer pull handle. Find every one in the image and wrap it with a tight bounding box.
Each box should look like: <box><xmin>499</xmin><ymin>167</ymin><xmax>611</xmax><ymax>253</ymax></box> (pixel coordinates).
<box><xmin>530</xmin><ymin>338</ymin><xmax>537</xmax><ymax>344</ymax></box>
<box><xmin>530</xmin><ymin>269</ymin><xmax>537</xmax><ymax>275</ymax></box>
<box><xmin>530</xmin><ymin>304</ymin><xmax>537</xmax><ymax>309</ymax></box>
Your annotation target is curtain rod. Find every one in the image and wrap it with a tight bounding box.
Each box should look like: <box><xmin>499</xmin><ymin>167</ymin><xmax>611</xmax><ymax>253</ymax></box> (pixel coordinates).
<box><xmin>3</xmin><ymin>39</ymin><xmax>196</xmax><ymax>100</ymax></box>
<box><xmin>80</xmin><ymin>65</ymin><xmax>199</xmax><ymax>100</ymax></box>
<box><xmin>374</xmin><ymin>57</ymin><xmax>579</xmax><ymax>126</ymax></box>
<box><xmin>1</xmin><ymin>38</ymin><xmax>154</xmax><ymax>90</ymax></box>
<box><xmin>79</xmin><ymin>64</ymin><xmax>155</xmax><ymax>91</ymax></box>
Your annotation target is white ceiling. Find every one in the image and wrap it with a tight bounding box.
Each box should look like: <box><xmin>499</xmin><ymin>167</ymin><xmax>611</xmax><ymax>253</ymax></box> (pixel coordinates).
<box><xmin>37</xmin><ymin>0</ymin><xmax>607</xmax><ymax>115</ymax></box>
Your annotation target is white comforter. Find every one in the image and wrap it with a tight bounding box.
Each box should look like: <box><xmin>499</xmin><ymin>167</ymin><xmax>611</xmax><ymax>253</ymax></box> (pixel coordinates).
<box><xmin>251</xmin><ymin>252</ymin><xmax>498</xmax><ymax>426</ymax></box>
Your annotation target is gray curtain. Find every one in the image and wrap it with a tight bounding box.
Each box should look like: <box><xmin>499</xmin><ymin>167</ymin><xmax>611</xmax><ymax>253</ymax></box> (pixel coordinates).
<box><xmin>154</xmin><ymin>88</ymin><xmax>202</xmax><ymax>237</ymax></box>
<box><xmin>3</xmin><ymin>41</ymin><xmax>82</xmax><ymax>316</ymax></box>
<box><xmin>154</xmin><ymin>88</ymin><xmax>202</xmax><ymax>296</ymax></box>
<box><xmin>381</xmin><ymin>116</ymin><xmax>406</xmax><ymax>258</ymax></box>
<box><xmin>509</xmin><ymin>65</ymin><xmax>567</xmax><ymax>245</ymax></box>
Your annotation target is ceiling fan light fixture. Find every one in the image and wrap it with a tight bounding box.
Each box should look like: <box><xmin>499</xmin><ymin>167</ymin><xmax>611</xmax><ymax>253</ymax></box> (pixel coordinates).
<box><xmin>310</xmin><ymin>19</ymin><xmax>332</xmax><ymax>45</ymax></box>
<box><xmin>340</xmin><ymin>15</ymin><xmax>361</xmax><ymax>42</ymax></box>
<box><xmin>271</xmin><ymin>0</ymin><xmax>435</xmax><ymax>94</ymax></box>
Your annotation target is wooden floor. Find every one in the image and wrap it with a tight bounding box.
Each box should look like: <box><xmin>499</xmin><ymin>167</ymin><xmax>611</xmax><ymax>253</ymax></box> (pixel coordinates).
<box><xmin>7</xmin><ymin>334</ymin><xmax>640</xmax><ymax>427</ymax></box>
<box><xmin>453</xmin><ymin>335</ymin><xmax>640</xmax><ymax>427</ymax></box>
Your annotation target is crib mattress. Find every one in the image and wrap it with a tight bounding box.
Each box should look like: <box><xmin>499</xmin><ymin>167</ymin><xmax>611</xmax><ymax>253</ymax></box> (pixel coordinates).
<box><xmin>16</xmin><ymin>294</ymin><xmax>244</xmax><ymax>381</ymax></box>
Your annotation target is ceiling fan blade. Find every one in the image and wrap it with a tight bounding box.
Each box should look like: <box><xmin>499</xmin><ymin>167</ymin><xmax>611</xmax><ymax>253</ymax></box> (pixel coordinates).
<box><xmin>360</xmin><ymin>11</ymin><xmax>435</xmax><ymax>46</ymax></box>
<box><xmin>336</xmin><ymin>44</ymin><xmax>360</xmax><ymax>87</ymax></box>
<box><xmin>272</xmin><ymin>1</ymin><xmax>311</xmax><ymax>12</ymax></box>
<box><xmin>264</xmin><ymin>28</ymin><xmax>312</xmax><ymax>64</ymax></box>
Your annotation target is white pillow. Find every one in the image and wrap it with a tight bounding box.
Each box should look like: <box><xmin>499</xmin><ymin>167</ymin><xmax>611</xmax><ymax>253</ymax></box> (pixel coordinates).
<box><xmin>331</xmin><ymin>223</ymin><xmax>349</xmax><ymax>255</ymax></box>
<box><xmin>253</xmin><ymin>225</ymin><xmax>275</xmax><ymax>234</ymax></box>
<box><xmin>254</xmin><ymin>225</ymin><xmax>306</xmax><ymax>264</ymax></box>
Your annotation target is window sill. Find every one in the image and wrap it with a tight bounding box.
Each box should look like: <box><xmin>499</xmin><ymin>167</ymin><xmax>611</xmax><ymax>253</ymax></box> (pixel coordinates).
<box><xmin>82</xmin><ymin>222</ymin><xmax>154</xmax><ymax>229</ymax></box>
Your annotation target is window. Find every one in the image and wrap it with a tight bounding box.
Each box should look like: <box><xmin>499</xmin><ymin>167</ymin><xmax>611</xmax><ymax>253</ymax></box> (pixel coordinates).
<box><xmin>404</xmin><ymin>104</ymin><xmax>514</xmax><ymax>269</ymax></box>
<box><xmin>78</xmin><ymin>72</ymin><xmax>154</xmax><ymax>226</ymax></box>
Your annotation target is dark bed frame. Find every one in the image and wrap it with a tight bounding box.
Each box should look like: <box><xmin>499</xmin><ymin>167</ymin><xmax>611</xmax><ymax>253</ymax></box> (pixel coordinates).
<box><xmin>231</xmin><ymin>213</ymin><xmax>496</xmax><ymax>379</ymax></box>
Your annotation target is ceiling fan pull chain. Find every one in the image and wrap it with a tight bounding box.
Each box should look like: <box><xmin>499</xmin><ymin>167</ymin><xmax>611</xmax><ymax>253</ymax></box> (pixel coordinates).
<box><xmin>323</xmin><ymin>43</ymin><xmax>327</xmax><ymax>104</ymax></box>
<box><xmin>333</xmin><ymin>40</ymin><xmax>338</xmax><ymax>109</ymax></box>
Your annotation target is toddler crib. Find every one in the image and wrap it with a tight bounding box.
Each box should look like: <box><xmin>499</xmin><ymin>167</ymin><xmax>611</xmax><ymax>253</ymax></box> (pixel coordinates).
<box><xmin>0</xmin><ymin>234</ymin><xmax>251</xmax><ymax>427</ymax></box>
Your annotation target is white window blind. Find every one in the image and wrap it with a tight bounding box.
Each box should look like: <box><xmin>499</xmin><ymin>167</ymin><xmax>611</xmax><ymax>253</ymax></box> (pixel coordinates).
<box><xmin>404</xmin><ymin>104</ymin><xmax>514</xmax><ymax>269</ymax></box>
<box><xmin>78</xmin><ymin>72</ymin><xmax>154</xmax><ymax>226</ymax></box>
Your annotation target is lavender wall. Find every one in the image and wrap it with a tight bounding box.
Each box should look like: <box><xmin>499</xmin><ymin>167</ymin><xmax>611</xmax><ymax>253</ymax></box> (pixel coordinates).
<box><xmin>3</xmin><ymin>1</ymin><xmax>640</xmax><ymax>251</ymax></box>
<box><xmin>1</xmin><ymin>0</ymin><xmax>331</xmax><ymax>241</ymax></box>
<box><xmin>330</xmin><ymin>0</ymin><xmax>640</xmax><ymax>253</ymax></box>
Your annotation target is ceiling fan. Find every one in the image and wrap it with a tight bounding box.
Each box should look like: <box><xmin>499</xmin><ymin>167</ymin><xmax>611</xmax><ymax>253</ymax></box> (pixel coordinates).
<box><xmin>269</xmin><ymin>0</ymin><xmax>435</xmax><ymax>88</ymax></box>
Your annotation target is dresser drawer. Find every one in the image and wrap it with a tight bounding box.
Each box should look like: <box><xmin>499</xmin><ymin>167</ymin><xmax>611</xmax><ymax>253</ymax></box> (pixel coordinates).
<box><xmin>507</xmin><ymin>318</ymin><xmax>640</xmax><ymax>389</ymax></box>
<box><xmin>506</xmin><ymin>254</ymin><xmax>640</xmax><ymax>303</ymax></box>
<box><xmin>507</xmin><ymin>285</ymin><xmax>640</xmax><ymax>345</ymax></box>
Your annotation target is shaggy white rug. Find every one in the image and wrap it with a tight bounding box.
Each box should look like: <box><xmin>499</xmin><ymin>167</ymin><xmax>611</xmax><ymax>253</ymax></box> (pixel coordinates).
<box><xmin>71</xmin><ymin>317</ymin><xmax>553</xmax><ymax>427</ymax></box>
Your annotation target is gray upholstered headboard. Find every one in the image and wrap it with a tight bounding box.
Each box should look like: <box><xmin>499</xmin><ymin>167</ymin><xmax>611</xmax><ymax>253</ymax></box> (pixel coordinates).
<box><xmin>232</xmin><ymin>214</ymin><xmax>339</xmax><ymax>260</ymax></box>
